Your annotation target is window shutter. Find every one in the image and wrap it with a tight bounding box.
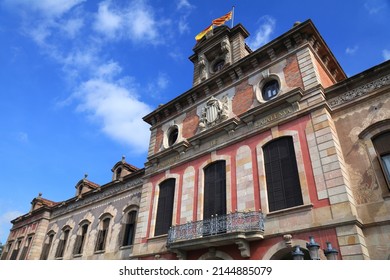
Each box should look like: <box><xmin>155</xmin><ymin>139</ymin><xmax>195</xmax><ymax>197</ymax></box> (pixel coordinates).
<box><xmin>264</xmin><ymin>137</ymin><xmax>303</xmax><ymax>212</ymax></box>
<box><xmin>204</xmin><ymin>161</ymin><xmax>226</xmax><ymax>219</ymax></box>
<box><xmin>73</xmin><ymin>235</ymin><xmax>82</xmax><ymax>255</ymax></box>
<box><xmin>10</xmin><ymin>248</ymin><xmax>19</xmax><ymax>260</ymax></box>
<box><xmin>123</xmin><ymin>211</ymin><xmax>137</xmax><ymax>246</ymax></box>
<box><xmin>55</xmin><ymin>240</ymin><xmax>64</xmax><ymax>258</ymax></box>
<box><xmin>155</xmin><ymin>179</ymin><xmax>175</xmax><ymax>236</ymax></box>
<box><xmin>40</xmin><ymin>243</ymin><xmax>50</xmax><ymax>260</ymax></box>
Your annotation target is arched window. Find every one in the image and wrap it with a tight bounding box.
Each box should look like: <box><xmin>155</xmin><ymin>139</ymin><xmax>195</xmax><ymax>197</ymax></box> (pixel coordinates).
<box><xmin>122</xmin><ymin>210</ymin><xmax>137</xmax><ymax>246</ymax></box>
<box><xmin>95</xmin><ymin>217</ymin><xmax>110</xmax><ymax>252</ymax></box>
<box><xmin>55</xmin><ymin>227</ymin><xmax>71</xmax><ymax>258</ymax></box>
<box><xmin>155</xmin><ymin>179</ymin><xmax>176</xmax><ymax>236</ymax></box>
<box><xmin>73</xmin><ymin>223</ymin><xmax>89</xmax><ymax>255</ymax></box>
<box><xmin>373</xmin><ymin>131</ymin><xmax>390</xmax><ymax>186</ymax></box>
<box><xmin>40</xmin><ymin>232</ymin><xmax>55</xmax><ymax>260</ymax></box>
<box><xmin>263</xmin><ymin>137</ymin><xmax>303</xmax><ymax>212</ymax></box>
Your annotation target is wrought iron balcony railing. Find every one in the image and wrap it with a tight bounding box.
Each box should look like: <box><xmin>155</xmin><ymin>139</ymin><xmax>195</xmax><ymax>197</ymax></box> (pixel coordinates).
<box><xmin>167</xmin><ymin>210</ymin><xmax>264</xmax><ymax>246</ymax></box>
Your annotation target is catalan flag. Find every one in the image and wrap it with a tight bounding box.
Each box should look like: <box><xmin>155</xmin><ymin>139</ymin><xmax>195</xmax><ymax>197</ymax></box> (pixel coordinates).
<box><xmin>195</xmin><ymin>24</ymin><xmax>213</xmax><ymax>41</ymax></box>
<box><xmin>212</xmin><ymin>10</ymin><xmax>233</xmax><ymax>26</ymax></box>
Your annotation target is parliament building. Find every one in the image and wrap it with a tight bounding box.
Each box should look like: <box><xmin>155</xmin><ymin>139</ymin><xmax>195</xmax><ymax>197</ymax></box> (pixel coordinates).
<box><xmin>1</xmin><ymin>19</ymin><xmax>390</xmax><ymax>260</ymax></box>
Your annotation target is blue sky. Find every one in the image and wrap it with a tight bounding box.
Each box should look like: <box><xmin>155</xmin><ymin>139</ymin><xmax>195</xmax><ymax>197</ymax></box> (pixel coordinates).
<box><xmin>0</xmin><ymin>0</ymin><xmax>389</xmax><ymax>244</ymax></box>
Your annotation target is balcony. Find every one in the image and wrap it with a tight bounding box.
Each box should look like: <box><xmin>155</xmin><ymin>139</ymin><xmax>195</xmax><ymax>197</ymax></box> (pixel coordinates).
<box><xmin>167</xmin><ymin>211</ymin><xmax>264</xmax><ymax>258</ymax></box>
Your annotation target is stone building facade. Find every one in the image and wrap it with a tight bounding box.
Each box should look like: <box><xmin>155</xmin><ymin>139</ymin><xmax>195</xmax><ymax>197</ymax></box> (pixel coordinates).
<box><xmin>1</xmin><ymin>19</ymin><xmax>390</xmax><ymax>260</ymax></box>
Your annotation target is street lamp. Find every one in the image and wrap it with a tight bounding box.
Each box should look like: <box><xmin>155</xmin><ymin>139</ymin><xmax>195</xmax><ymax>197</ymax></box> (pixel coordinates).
<box><xmin>306</xmin><ymin>236</ymin><xmax>320</xmax><ymax>260</ymax></box>
<box><xmin>291</xmin><ymin>245</ymin><xmax>305</xmax><ymax>260</ymax></box>
<box><xmin>324</xmin><ymin>241</ymin><xmax>339</xmax><ymax>260</ymax></box>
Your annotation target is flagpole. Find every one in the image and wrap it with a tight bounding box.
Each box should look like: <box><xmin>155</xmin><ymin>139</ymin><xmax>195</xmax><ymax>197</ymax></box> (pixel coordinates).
<box><xmin>231</xmin><ymin>6</ymin><xmax>235</xmax><ymax>28</ymax></box>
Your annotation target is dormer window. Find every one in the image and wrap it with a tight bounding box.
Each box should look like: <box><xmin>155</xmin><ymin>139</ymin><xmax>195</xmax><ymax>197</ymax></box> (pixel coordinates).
<box><xmin>116</xmin><ymin>167</ymin><xmax>122</xmax><ymax>180</ymax></box>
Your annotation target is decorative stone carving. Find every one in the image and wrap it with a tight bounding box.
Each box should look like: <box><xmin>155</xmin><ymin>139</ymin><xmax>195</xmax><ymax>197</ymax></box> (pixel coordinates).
<box><xmin>221</xmin><ymin>38</ymin><xmax>231</xmax><ymax>66</ymax></box>
<box><xmin>235</xmin><ymin>239</ymin><xmax>250</xmax><ymax>258</ymax></box>
<box><xmin>198</xmin><ymin>54</ymin><xmax>207</xmax><ymax>81</ymax></box>
<box><xmin>199</xmin><ymin>96</ymin><xmax>229</xmax><ymax>131</ymax></box>
<box><xmin>329</xmin><ymin>74</ymin><xmax>390</xmax><ymax>107</ymax></box>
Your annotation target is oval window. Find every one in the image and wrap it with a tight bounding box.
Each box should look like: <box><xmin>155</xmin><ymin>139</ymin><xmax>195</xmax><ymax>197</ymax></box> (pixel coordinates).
<box><xmin>262</xmin><ymin>80</ymin><xmax>280</xmax><ymax>101</ymax></box>
<box><xmin>168</xmin><ymin>127</ymin><xmax>179</xmax><ymax>146</ymax></box>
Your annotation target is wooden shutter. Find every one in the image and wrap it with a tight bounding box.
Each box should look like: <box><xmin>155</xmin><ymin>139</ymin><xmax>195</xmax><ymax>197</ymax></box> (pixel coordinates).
<box><xmin>10</xmin><ymin>248</ymin><xmax>19</xmax><ymax>260</ymax></box>
<box><xmin>73</xmin><ymin>235</ymin><xmax>82</xmax><ymax>255</ymax></box>
<box><xmin>264</xmin><ymin>137</ymin><xmax>303</xmax><ymax>212</ymax></box>
<box><xmin>55</xmin><ymin>240</ymin><xmax>64</xmax><ymax>258</ymax></box>
<box><xmin>123</xmin><ymin>211</ymin><xmax>137</xmax><ymax>246</ymax></box>
<box><xmin>204</xmin><ymin>161</ymin><xmax>226</xmax><ymax>219</ymax></box>
<box><xmin>40</xmin><ymin>234</ymin><xmax>53</xmax><ymax>260</ymax></box>
<box><xmin>154</xmin><ymin>179</ymin><xmax>175</xmax><ymax>236</ymax></box>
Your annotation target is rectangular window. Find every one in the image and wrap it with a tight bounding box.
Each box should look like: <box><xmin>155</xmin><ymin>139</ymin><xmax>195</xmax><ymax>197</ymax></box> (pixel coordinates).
<box><xmin>264</xmin><ymin>137</ymin><xmax>303</xmax><ymax>212</ymax></box>
<box><xmin>1</xmin><ymin>241</ymin><xmax>13</xmax><ymax>260</ymax></box>
<box><xmin>203</xmin><ymin>161</ymin><xmax>227</xmax><ymax>235</ymax></box>
<box><xmin>154</xmin><ymin>179</ymin><xmax>175</xmax><ymax>236</ymax></box>
<box><xmin>19</xmin><ymin>235</ymin><xmax>33</xmax><ymax>260</ymax></box>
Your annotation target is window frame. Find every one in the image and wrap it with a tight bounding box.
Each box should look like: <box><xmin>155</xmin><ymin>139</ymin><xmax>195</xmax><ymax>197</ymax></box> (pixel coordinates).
<box><xmin>40</xmin><ymin>231</ymin><xmax>55</xmax><ymax>260</ymax></box>
<box><xmin>73</xmin><ymin>222</ymin><xmax>89</xmax><ymax>256</ymax></box>
<box><xmin>95</xmin><ymin>216</ymin><xmax>111</xmax><ymax>253</ymax></box>
<box><xmin>55</xmin><ymin>227</ymin><xmax>71</xmax><ymax>259</ymax></box>
<box><xmin>372</xmin><ymin>131</ymin><xmax>390</xmax><ymax>188</ymax></box>
<box><xmin>122</xmin><ymin>210</ymin><xmax>137</xmax><ymax>247</ymax></box>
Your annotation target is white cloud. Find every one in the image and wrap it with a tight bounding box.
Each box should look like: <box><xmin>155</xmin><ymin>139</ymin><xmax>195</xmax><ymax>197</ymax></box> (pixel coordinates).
<box><xmin>175</xmin><ymin>0</ymin><xmax>195</xmax><ymax>35</ymax></box>
<box><xmin>247</xmin><ymin>16</ymin><xmax>276</xmax><ymax>50</ymax></box>
<box><xmin>60</xmin><ymin>17</ymin><xmax>84</xmax><ymax>38</ymax></box>
<box><xmin>93</xmin><ymin>1</ymin><xmax>123</xmax><ymax>38</ymax></box>
<box><xmin>92</xmin><ymin>0</ymin><xmax>164</xmax><ymax>44</ymax></box>
<box><xmin>125</xmin><ymin>4</ymin><xmax>160</xmax><ymax>43</ymax></box>
<box><xmin>346</xmin><ymin>45</ymin><xmax>359</xmax><ymax>55</ymax></box>
<box><xmin>177</xmin><ymin>0</ymin><xmax>195</xmax><ymax>10</ymax></box>
<box><xmin>3</xmin><ymin>0</ymin><xmax>85</xmax><ymax>18</ymax></box>
<box><xmin>0</xmin><ymin>211</ymin><xmax>23</xmax><ymax>243</ymax></box>
<box><xmin>383</xmin><ymin>49</ymin><xmax>390</xmax><ymax>61</ymax></box>
<box><xmin>364</xmin><ymin>0</ymin><xmax>388</xmax><ymax>15</ymax></box>
<box><xmin>75</xmin><ymin>77</ymin><xmax>152</xmax><ymax>152</ymax></box>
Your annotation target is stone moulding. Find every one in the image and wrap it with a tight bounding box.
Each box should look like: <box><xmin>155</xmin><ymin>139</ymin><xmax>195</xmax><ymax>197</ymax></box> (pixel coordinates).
<box><xmin>328</xmin><ymin>74</ymin><xmax>390</xmax><ymax>108</ymax></box>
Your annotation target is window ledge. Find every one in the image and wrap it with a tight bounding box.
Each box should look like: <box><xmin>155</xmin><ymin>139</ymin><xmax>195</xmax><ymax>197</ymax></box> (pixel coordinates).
<box><xmin>94</xmin><ymin>250</ymin><xmax>105</xmax><ymax>255</ymax></box>
<box><xmin>119</xmin><ymin>245</ymin><xmax>133</xmax><ymax>250</ymax></box>
<box><xmin>147</xmin><ymin>234</ymin><xmax>168</xmax><ymax>242</ymax></box>
<box><xmin>266</xmin><ymin>204</ymin><xmax>313</xmax><ymax>218</ymax></box>
<box><xmin>73</xmin><ymin>253</ymin><xmax>82</xmax><ymax>258</ymax></box>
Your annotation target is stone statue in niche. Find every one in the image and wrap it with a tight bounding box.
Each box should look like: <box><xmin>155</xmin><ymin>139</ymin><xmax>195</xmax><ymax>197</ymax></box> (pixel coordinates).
<box><xmin>199</xmin><ymin>96</ymin><xmax>229</xmax><ymax>131</ymax></box>
<box><xmin>221</xmin><ymin>38</ymin><xmax>231</xmax><ymax>66</ymax></box>
<box><xmin>198</xmin><ymin>54</ymin><xmax>207</xmax><ymax>81</ymax></box>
